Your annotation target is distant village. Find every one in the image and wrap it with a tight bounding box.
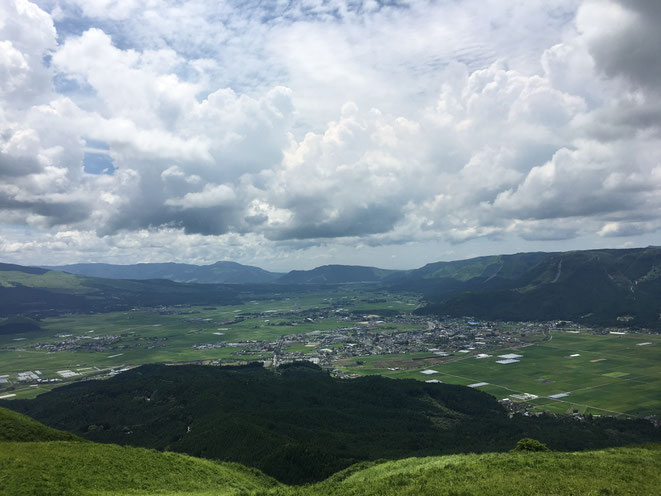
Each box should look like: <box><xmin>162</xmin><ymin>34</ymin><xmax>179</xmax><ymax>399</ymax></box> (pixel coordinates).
<box><xmin>190</xmin><ymin>306</ymin><xmax>560</xmax><ymax>369</ymax></box>
<box><xmin>1</xmin><ymin>301</ymin><xmax>653</xmax><ymax>416</ymax></box>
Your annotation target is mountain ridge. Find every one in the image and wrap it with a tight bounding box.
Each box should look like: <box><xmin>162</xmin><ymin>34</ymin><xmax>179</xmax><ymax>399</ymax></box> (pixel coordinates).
<box><xmin>0</xmin><ymin>262</ymin><xmax>241</xmax><ymax>317</ymax></box>
<box><xmin>42</xmin><ymin>260</ymin><xmax>283</xmax><ymax>284</ymax></box>
<box><xmin>411</xmin><ymin>246</ymin><xmax>661</xmax><ymax>326</ymax></box>
<box><xmin>278</xmin><ymin>264</ymin><xmax>403</xmax><ymax>284</ymax></box>
<box><xmin>3</xmin><ymin>246</ymin><xmax>661</xmax><ymax>325</ymax></box>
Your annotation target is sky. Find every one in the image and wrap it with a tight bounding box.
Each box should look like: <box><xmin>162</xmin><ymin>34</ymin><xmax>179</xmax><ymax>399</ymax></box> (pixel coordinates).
<box><xmin>1</xmin><ymin>0</ymin><xmax>660</xmax><ymax>271</ymax></box>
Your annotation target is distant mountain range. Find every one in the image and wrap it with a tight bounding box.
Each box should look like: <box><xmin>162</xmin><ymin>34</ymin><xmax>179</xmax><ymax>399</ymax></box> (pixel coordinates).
<box><xmin>0</xmin><ymin>262</ymin><xmax>241</xmax><ymax>319</ymax></box>
<box><xmin>42</xmin><ymin>261</ymin><xmax>282</xmax><ymax>284</ymax></box>
<box><xmin>277</xmin><ymin>264</ymin><xmax>401</xmax><ymax>284</ymax></box>
<box><xmin>43</xmin><ymin>261</ymin><xmax>403</xmax><ymax>285</ymax></box>
<box><xmin>3</xmin><ymin>246</ymin><xmax>661</xmax><ymax>326</ymax></box>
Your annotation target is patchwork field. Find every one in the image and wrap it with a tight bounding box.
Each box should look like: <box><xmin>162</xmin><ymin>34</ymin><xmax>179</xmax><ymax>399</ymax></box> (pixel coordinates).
<box><xmin>2</xmin><ymin>283</ymin><xmax>660</xmax><ymax>416</ymax></box>
<box><xmin>0</xmin><ymin>289</ymin><xmax>421</xmax><ymax>398</ymax></box>
<box><xmin>338</xmin><ymin>331</ymin><xmax>661</xmax><ymax>417</ymax></box>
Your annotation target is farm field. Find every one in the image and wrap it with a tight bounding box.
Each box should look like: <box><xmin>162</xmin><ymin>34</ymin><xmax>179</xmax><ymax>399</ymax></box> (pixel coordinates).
<box><xmin>2</xmin><ymin>284</ymin><xmax>660</xmax><ymax>417</ymax></box>
<box><xmin>338</xmin><ymin>331</ymin><xmax>661</xmax><ymax>417</ymax></box>
<box><xmin>0</xmin><ymin>288</ymin><xmax>421</xmax><ymax>398</ymax></box>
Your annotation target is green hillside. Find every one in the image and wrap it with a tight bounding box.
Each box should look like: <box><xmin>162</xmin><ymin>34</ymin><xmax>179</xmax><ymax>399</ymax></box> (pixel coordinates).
<box><xmin>44</xmin><ymin>261</ymin><xmax>282</xmax><ymax>284</ymax></box>
<box><xmin>0</xmin><ymin>441</ymin><xmax>278</xmax><ymax>496</ymax></box>
<box><xmin>0</xmin><ymin>404</ymin><xmax>277</xmax><ymax>495</ymax></box>
<box><xmin>408</xmin><ymin>252</ymin><xmax>547</xmax><ymax>282</ymax></box>
<box><xmin>280</xmin><ymin>444</ymin><xmax>661</xmax><ymax>496</ymax></box>
<box><xmin>0</xmin><ymin>263</ymin><xmax>241</xmax><ymax>317</ymax></box>
<box><xmin>1</xmin><ymin>439</ymin><xmax>659</xmax><ymax>496</ymax></box>
<box><xmin>5</xmin><ymin>363</ymin><xmax>660</xmax><ymax>484</ymax></box>
<box><xmin>1</xmin><ymin>400</ymin><xmax>660</xmax><ymax>495</ymax></box>
<box><xmin>5</xmin><ymin>247</ymin><xmax>661</xmax><ymax>326</ymax></box>
<box><xmin>0</xmin><ymin>316</ymin><xmax>42</xmax><ymax>335</ymax></box>
<box><xmin>410</xmin><ymin>247</ymin><xmax>661</xmax><ymax>327</ymax></box>
<box><xmin>0</xmin><ymin>268</ymin><xmax>94</xmax><ymax>291</ymax></box>
<box><xmin>0</xmin><ymin>407</ymin><xmax>81</xmax><ymax>442</ymax></box>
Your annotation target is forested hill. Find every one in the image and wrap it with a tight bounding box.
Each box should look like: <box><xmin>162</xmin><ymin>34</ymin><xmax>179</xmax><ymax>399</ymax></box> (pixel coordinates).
<box><xmin>402</xmin><ymin>247</ymin><xmax>661</xmax><ymax>327</ymax></box>
<box><xmin>4</xmin><ymin>362</ymin><xmax>660</xmax><ymax>484</ymax></box>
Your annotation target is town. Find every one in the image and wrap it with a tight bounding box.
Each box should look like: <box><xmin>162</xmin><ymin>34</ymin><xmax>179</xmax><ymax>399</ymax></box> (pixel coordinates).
<box><xmin>2</xmin><ymin>299</ymin><xmax>659</xmax><ymax>422</ymax></box>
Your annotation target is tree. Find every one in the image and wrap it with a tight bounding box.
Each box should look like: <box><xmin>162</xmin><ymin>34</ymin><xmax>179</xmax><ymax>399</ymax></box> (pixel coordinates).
<box><xmin>511</xmin><ymin>438</ymin><xmax>550</xmax><ymax>452</ymax></box>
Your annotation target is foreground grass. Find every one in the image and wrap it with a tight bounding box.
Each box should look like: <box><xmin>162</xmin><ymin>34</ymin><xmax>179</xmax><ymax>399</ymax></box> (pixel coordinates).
<box><xmin>274</xmin><ymin>444</ymin><xmax>661</xmax><ymax>496</ymax></box>
<box><xmin>0</xmin><ymin>407</ymin><xmax>80</xmax><ymax>442</ymax></box>
<box><xmin>1</xmin><ymin>441</ymin><xmax>660</xmax><ymax>496</ymax></box>
<box><xmin>0</xmin><ymin>441</ymin><xmax>279</xmax><ymax>496</ymax></box>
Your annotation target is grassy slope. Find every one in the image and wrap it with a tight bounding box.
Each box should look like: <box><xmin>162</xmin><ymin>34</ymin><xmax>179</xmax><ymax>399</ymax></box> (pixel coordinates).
<box><xmin>1</xmin><ymin>405</ymin><xmax>659</xmax><ymax>495</ymax></box>
<box><xmin>0</xmin><ymin>407</ymin><xmax>81</xmax><ymax>442</ymax></box>
<box><xmin>43</xmin><ymin>261</ymin><xmax>281</xmax><ymax>285</ymax></box>
<box><xmin>0</xmin><ymin>406</ymin><xmax>277</xmax><ymax>495</ymax></box>
<box><xmin>281</xmin><ymin>444</ymin><xmax>661</xmax><ymax>496</ymax></box>
<box><xmin>0</xmin><ymin>441</ymin><xmax>279</xmax><ymax>496</ymax></box>
<box><xmin>0</xmin><ymin>263</ymin><xmax>242</xmax><ymax>317</ymax></box>
<box><xmin>1</xmin><ymin>441</ymin><xmax>659</xmax><ymax>496</ymax></box>
<box><xmin>0</xmin><ymin>270</ymin><xmax>94</xmax><ymax>292</ymax></box>
<box><xmin>7</xmin><ymin>363</ymin><xmax>661</xmax><ymax>485</ymax></box>
<box><xmin>3</xmin><ymin>363</ymin><xmax>505</xmax><ymax>483</ymax></box>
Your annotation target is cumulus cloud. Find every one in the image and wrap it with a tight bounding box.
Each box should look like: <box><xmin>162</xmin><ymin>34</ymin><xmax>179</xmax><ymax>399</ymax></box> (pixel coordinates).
<box><xmin>578</xmin><ymin>0</ymin><xmax>661</xmax><ymax>91</ymax></box>
<box><xmin>0</xmin><ymin>0</ymin><xmax>660</xmax><ymax>267</ymax></box>
<box><xmin>0</xmin><ymin>0</ymin><xmax>94</xmax><ymax>229</ymax></box>
<box><xmin>166</xmin><ymin>183</ymin><xmax>236</xmax><ymax>209</ymax></box>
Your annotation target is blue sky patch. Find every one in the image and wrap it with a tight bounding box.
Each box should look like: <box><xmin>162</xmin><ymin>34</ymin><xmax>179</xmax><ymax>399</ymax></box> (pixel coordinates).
<box><xmin>83</xmin><ymin>152</ymin><xmax>115</xmax><ymax>175</ymax></box>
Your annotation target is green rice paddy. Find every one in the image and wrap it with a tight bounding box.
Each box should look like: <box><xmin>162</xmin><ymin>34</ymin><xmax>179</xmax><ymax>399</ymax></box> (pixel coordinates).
<box><xmin>0</xmin><ymin>290</ymin><xmax>421</xmax><ymax>398</ymax></box>
<box><xmin>339</xmin><ymin>331</ymin><xmax>661</xmax><ymax>417</ymax></box>
<box><xmin>1</xmin><ymin>288</ymin><xmax>659</xmax><ymax>416</ymax></box>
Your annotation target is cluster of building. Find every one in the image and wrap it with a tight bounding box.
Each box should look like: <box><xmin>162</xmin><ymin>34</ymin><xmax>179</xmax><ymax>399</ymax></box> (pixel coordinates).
<box><xmin>2</xmin><ymin>369</ymin><xmax>63</xmax><ymax>386</ymax></box>
<box><xmin>32</xmin><ymin>333</ymin><xmax>121</xmax><ymax>353</ymax></box>
<box><xmin>0</xmin><ymin>365</ymin><xmax>133</xmax><ymax>390</ymax></box>
<box><xmin>267</xmin><ymin>318</ymin><xmax>533</xmax><ymax>366</ymax></box>
<box><xmin>188</xmin><ymin>310</ymin><xmax>558</xmax><ymax>368</ymax></box>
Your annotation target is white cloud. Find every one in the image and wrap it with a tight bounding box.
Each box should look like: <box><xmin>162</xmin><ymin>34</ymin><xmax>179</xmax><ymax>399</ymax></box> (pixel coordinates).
<box><xmin>0</xmin><ymin>0</ymin><xmax>660</xmax><ymax>268</ymax></box>
<box><xmin>64</xmin><ymin>0</ymin><xmax>145</xmax><ymax>20</ymax></box>
<box><xmin>578</xmin><ymin>0</ymin><xmax>661</xmax><ymax>91</ymax></box>
<box><xmin>0</xmin><ymin>0</ymin><xmax>55</xmax><ymax>105</ymax></box>
<box><xmin>166</xmin><ymin>183</ymin><xmax>236</xmax><ymax>209</ymax></box>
